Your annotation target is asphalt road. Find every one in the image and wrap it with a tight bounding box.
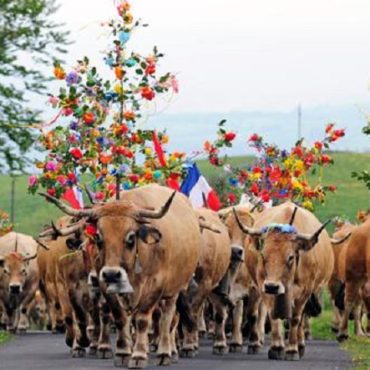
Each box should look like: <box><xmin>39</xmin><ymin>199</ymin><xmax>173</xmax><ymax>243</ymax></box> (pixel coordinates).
<box><xmin>0</xmin><ymin>332</ymin><xmax>352</xmax><ymax>370</ymax></box>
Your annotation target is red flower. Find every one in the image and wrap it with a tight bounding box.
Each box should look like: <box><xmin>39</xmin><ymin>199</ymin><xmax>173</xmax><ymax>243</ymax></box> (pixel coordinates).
<box><xmin>250</xmin><ymin>183</ymin><xmax>259</xmax><ymax>195</ymax></box>
<box><xmin>249</xmin><ymin>133</ymin><xmax>261</xmax><ymax>142</ymax></box>
<box><xmin>129</xmin><ymin>174</ymin><xmax>139</xmax><ymax>183</ymax></box>
<box><xmin>145</xmin><ymin>63</ymin><xmax>156</xmax><ymax>75</ymax></box>
<box><xmin>328</xmin><ymin>185</ymin><xmax>337</xmax><ymax>192</ymax></box>
<box><xmin>141</xmin><ymin>86</ymin><xmax>155</xmax><ymax>100</ymax></box>
<box><xmin>83</xmin><ymin>112</ymin><xmax>95</xmax><ymax>125</ymax></box>
<box><xmin>210</xmin><ymin>156</ymin><xmax>219</xmax><ymax>166</ymax></box>
<box><xmin>325</xmin><ymin>123</ymin><xmax>334</xmax><ymax>133</ymax></box>
<box><xmin>85</xmin><ymin>224</ymin><xmax>97</xmax><ymax>238</ymax></box>
<box><xmin>252</xmin><ymin>166</ymin><xmax>262</xmax><ymax>174</ymax></box>
<box><xmin>47</xmin><ymin>188</ymin><xmax>56</xmax><ymax>197</ymax></box>
<box><xmin>314</xmin><ymin>141</ymin><xmax>323</xmax><ymax>150</ymax></box>
<box><xmin>224</xmin><ymin>132</ymin><xmax>236</xmax><ymax>142</ymax></box>
<box><xmin>70</xmin><ymin>148</ymin><xmax>83</xmax><ymax>159</ymax></box>
<box><xmin>260</xmin><ymin>190</ymin><xmax>270</xmax><ymax>203</ymax></box>
<box><xmin>67</xmin><ymin>173</ymin><xmax>77</xmax><ymax>183</ymax></box>
<box><xmin>292</xmin><ymin>146</ymin><xmax>304</xmax><ymax>158</ymax></box>
<box><xmin>321</xmin><ymin>154</ymin><xmax>331</xmax><ymax>165</ymax></box>
<box><xmin>95</xmin><ymin>192</ymin><xmax>104</xmax><ymax>201</ymax></box>
<box><xmin>227</xmin><ymin>193</ymin><xmax>237</xmax><ymax>204</ymax></box>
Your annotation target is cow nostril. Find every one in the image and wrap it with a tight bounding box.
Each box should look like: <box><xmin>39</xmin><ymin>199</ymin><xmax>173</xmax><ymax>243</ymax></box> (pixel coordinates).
<box><xmin>264</xmin><ymin>283</ymin><xmax>280</xmax><ymax>295</ymax></box>
<box><xmin>115</xmin><ymin>271</ymin><xmax>121</xmax><ymax>280</ymax></box>
<box><xmin>10</xmin><ymin>285</ymin><xmax>21</xmax><ymax>294</ymax></box>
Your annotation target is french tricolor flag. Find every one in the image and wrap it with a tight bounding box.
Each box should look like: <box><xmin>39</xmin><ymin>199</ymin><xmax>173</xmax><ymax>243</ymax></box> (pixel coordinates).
<box><xmin>62</xmin><ymin>186</ymin><xmax>84</xmax><ymax>210</ymax></box>
<box><xmin>180</xmin><ymin>164</ymin><xmax>221</xmax><ymax>211</ymax></box>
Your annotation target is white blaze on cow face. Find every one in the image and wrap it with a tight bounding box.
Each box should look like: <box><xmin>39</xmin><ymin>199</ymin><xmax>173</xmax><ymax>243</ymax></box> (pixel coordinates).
<box><xmin>99</xmin><ymin>266</ymin><xmax>134</xmax><ymax>294</ymax></box>
<box><xmin>257</xmin><ymin>233</ymin><xmax>297</xmax><ymax>296</ymax></box>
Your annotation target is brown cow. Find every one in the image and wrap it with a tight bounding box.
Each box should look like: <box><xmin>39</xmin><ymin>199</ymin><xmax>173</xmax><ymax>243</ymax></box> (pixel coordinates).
<box><xmin>234</xmin><ymin>202</ymin><xmax>334</xmax><ymax>360</ymax></box>
<box><xmin>337</xmin><ymin>215</ymin><xmax>370</xmax><ymax>341</ymax></box>
<box><xmin>181</xmin><ymin>208</ymin><xmax>231</xmax><ymax>356</ymax></box>
<box><xmin>40</xmin><ymin>184</ymin><xmax>201</xmax><ymax>369</ymax></box>
<box><xmin>0</xmin><ymin>232</ymin><xmax>39</xmax><ymax>332</ymax></box>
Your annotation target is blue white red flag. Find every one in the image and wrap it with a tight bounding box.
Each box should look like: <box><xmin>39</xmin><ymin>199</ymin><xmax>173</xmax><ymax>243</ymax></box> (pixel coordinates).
<box><xmin>63</xmin><ymin>186</ymin><xmax>84</xmax><ymax>210</ymax></box>
<box><xmin>180</xmin><ymin>164</ymin><xmax>221</xmax><ymax>211</ymax></box>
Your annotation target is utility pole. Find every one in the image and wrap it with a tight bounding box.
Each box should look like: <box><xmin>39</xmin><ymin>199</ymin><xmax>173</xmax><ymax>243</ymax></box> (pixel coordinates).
<box><xmin>297</xmin><ymin>104</ymin><xmax>302</xmax><ymax>140</ymax></box>
<box><xmin>10</xmin><ymin>177</ymin><xmax>15</xmax><ymax>224</ymax></box>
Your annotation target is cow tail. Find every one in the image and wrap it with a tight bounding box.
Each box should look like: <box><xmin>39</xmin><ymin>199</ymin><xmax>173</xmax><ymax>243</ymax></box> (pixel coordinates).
<box><xmin>176</xmin><ymin>292</ymin><xmax>196</xmax><ymax>332</ymax></box>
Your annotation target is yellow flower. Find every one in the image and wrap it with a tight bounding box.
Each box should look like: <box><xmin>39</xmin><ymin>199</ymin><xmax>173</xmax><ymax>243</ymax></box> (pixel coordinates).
<box><xmin>144</xmin><ymin>147</ymin><xmax>152</xmax><ymax>156</ymax></box>
<box><xmin>249</xmin><ymin>173</ymin><xmax>261</xmax><ymax>181</ymax></box>
<box><xmin>294</xmin><ymin>160</ymin><xmax>304</xmax><ymax>172</ymax></box>
<box><xmin>292</xmin><ymin>178</ymin><xmax>303</xmax><ymax>192</ymax></box>
<box><xmin>302</xmin><ymin>200</ymin><xmax>313</xmax><ymax>211</ymax></box>
<box><xmin>284</xmin><ymin>158</ymin><xmax>294</xmax><ymax>170</ymax></box>
<box><xmin>114</xmin><ymin>83</ymin><xmax>124</xmax><ymax>95</ymax></box>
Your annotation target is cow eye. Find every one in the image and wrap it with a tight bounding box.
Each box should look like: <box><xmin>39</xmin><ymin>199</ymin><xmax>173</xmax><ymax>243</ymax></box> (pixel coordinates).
<box><xmin>125</xmin><ymin>231</ymin><xmax>136</xmax><ymax>250</ymax></box>
<box><xmin>287</xmin><ymin>254</ymin><xmax>295</xmax><ymax>266</ymax></box>
<box><xmin>3</xmin><ymin>268</ymin><xmax>9</xmax><ymax>275</ymax></box>
<box><xmin>21</xmin><ymin>268</ymin><xmax>27</xmax><ymax>275</ymax></box>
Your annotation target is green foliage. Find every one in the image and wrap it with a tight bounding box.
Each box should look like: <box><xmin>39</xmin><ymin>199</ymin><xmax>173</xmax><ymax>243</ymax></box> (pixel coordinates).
<box><xmin>0</xmin><ymin>0</ymin><xmax>69</xmax><ymax>173</ymax></box>
<box><xmin>342</xmin><ymin>336</ymin><xmax>370</xmax><ymax>370</ymax></box>
<box><xmin>0</xmin><ymin>330</ymin><xmax>11</xmax><ymax>344</ymax></box>
<box><xmin>352</xmin><ymin>121</ymin><xmax>370</xmax><ymax>190</ymax></box>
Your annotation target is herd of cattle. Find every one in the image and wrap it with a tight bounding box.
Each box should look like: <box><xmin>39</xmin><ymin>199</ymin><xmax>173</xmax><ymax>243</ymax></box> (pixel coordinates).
<box><xmin>0</xmin><ymin>184</ymin><xmax>369</xmax><ymax>368</ymax></box>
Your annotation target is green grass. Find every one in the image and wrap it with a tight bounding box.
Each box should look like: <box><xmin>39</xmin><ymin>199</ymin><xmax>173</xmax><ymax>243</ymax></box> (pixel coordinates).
<box><xmin>0</xmin><ymin>151</ymin><xmax>369</xmax><ymax>236</ymax></box>
<box><xmin>0</xmin><ymin>331</ymin><xmax>11</xmax><ymax>345</ymax></box>
<box><xmin>342</xmin><ymin>336</ymin><xmax>370</xmax><ymax>370</ymax></box>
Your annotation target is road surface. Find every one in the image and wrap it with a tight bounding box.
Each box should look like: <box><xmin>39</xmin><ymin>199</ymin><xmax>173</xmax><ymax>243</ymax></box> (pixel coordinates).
<box><xmin>0</xmin><ymin>332</ymin><xmax>352</xmax><ymax>370</ymax></box>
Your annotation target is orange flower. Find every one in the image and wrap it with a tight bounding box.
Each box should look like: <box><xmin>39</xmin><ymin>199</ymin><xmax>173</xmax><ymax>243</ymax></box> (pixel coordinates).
<box><xmin>124</xmin><ymin>111</ymin><xmax>135</xmax><ymax>121</ymax></box>
<box><xmin>53</xmin><ymin>66</ymin><xmax>66</xmax><ymax>80</ymax></box>
<box><xmin>115</xmin><ymin>66</ymin><xmax>125</xmax><ymax>80</ymax></box>
<box><xmin>99</xmin><ymin>153</ymin><xmax>112</xmax><ymax>165</ymax></box>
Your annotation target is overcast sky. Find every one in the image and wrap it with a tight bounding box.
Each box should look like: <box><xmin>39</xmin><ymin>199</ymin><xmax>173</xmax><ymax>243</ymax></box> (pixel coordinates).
<box><xmin>54</xmin><ymin>0</ymin><xmax>370</xmax><ymax>114</ymax></box>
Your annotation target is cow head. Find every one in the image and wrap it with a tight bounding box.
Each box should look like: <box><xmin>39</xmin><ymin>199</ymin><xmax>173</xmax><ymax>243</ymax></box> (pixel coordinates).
<box><xmin>0</xmin><ymin>251</ymin><xmax>37</xmax><ymax>296</ymax></box>
<box><xmin>233</xmin><ymin>209</ymin><xmax>330</xmax><ymax>296</ymax></box>
<box><xmin>39</xmin><ymin>191</ymin><xmax>176</xmax><ymax>295</ymax></box>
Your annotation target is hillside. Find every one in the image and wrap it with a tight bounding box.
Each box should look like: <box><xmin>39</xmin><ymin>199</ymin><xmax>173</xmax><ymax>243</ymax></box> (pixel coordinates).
<box><xmin>0</xmin><ymin>151</ymin><xmax>369</xmax><ymax>236</ymax></box>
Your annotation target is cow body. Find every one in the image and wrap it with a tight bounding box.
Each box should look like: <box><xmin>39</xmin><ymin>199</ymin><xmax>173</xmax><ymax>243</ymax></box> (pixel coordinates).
<box><xmin>0</xmin><ymin>232</ymin><xmax>39</xmax><ymax>332</ymax></box>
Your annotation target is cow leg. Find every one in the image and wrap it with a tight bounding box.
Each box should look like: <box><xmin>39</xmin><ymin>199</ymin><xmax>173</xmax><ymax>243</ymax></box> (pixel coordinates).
<box><xmin>5</xmin><ymin>304</ymin><xmax>18</xmax><ymax>333</ymax></box>
<box><xmin>229</xmin><ymin>299</ymin><xmax>243</xmax><ymax>353</ymax></box>
<box><xmin>97</xmin><ymin>301</ymin><xmax>113</xmax><ymax>359</ymax></box>
<box><xmin>297</xmin><ymin>315</ymin><xmax>306</xmax><ymax>358</ymax></box>
<box><xmin>303</xmin><ymin>315</ymin><xmax>312</xmax><ymax>340</ymax></box>
<box><xmin>285</xmin><ymin>305</ymin><xmax>305</xmax><ymax>361</ymax></box>
<box><xmin>88</xmin><ymin>295</ymin><xmax>101</xmax><ymax>356</ymax></box>
<box><xmin>198</xmin><ymin>303</ymin><xmax>206</xmax><ymax>338</ymax></box>
<box><xmin>209</xmin><ymin>294</ymin><xmax>228</xmax><ymax>355</ymax></box>
<box><xmin>337</xmin><ymin>281</ymin><xmax>362</xmax><ymax>341</ymax></box>
<box><xmin>157</xmin><ymin>296</ymin><xmax>178</xmax><ymax>366</ymax></box>
<box><xmin>128</xmin><ymin>311</ymin><xmax>152</xmax><ymax>369</ymax></box>
<box><xmin>331</xmin><ymin>302</ymin><xmax>341</xmax><ymax>333</ymax></box>
<box><xmin>257</xmin><ymin>301</ymin><xmax>267</xmax><ymax>345</ymax></box>
<box><xmin>170</xmin><ymin>312</ymin><xmax>179</xmax><ymax>363</ymax></box>
<box><xmin>268</xmin><ymin>318</ymin><xmax>285</xmax><ymax>360</ymax></box>
<box><xmin>246</xmin><ymin>289</ymin><xmax>263</xmax><ymax>355</ymax></box>
<box><xmin>353</xmin><ymin>303</ymin><xmax>366</xmax><ymax>336</ymax></box>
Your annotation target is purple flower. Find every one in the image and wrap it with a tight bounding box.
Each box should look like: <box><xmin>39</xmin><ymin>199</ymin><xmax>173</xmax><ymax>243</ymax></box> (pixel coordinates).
<box><xmin>66</xmin><ymin>71</ymin><xmax>79</xmax><ymax>85</ymax></box>
<box><xmin>70</xmin><ymin>121</ymin><xmax>78</xmax><ymax>130</ymax></box>
<box><xmin>45</xmin><ymin>161</ymin><xmax>57</xmax><ymax>171</ymax></box>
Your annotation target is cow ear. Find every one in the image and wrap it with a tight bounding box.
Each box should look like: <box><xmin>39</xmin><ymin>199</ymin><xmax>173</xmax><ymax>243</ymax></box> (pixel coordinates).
<box><xmin>137</xmin><ymin>226</ymin><xmax>162</xmax><ymax>245</ymax></box>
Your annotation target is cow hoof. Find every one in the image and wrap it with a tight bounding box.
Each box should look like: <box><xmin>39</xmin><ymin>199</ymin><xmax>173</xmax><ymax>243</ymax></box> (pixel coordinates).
<box><xmin>128</xmin><ymin>357</ymin><xmax>147</xmax><ymax>369</ymax></box>
<box><xmin>46</xmin><ymin>323</ymin><xmax>52</xmax><ymax>331</ymax></box>
<box><xmin>114</xmin><ymin>354</ymin><xmax>131</xmax><ymax>368</ymax></box>
<box><xmin>97</xmin><ymin>347</ymin><xmax>113</xmax><ymax>359</ymax></box>
<box><xmin>77</xmin><ymin>336</ymin><xmax>90</xmax><ymax>348</ymax></box>
<box><xmin>285</xmin><ymin>350</ymin><xmax>300</xmax><ymax>361</ymax></box>
<box><xmin>55</xmin><ymin>323</ymin><xmax>66</xmax><ymax>334</ymax></box>
<box><xmin>17</xmin><ymin>327</ymin><xmax>27</xmax><ymax>335</ymax></box>
<box><xmin>150</xmin><ymin>343</ymin><xmax>158</xmax><ymax>353</ymax></box>
<box><xmin>207</xmin><ymin>332</ymin><xmax>215</xmax><ymax>340</ymax></box>
<box><xmin>198</xmin><ymin>330</ymin><xmax>206</xmax><ymax>339</ymax></box>
<box><xmin>180</xmin><ymin>348</ymin><xmax>196</xmax><ymax>358</ymax></box>
<box><xmin>88</xmin><ymin>346</ymin><xmax>97</xmax><ymax>356</ymax></box>
<box><xmin>268</xmin><ymin>346</ymin><xmax>285</xmax><ymax>360</ymax></box>
<box><xmin>247</xmin><ymin>344</ymin><xmax>260</xmax><ymax>355</ymax></box>
<box><xmin>171</xmin><ymin>352</ymin><xmax>179</xmax><ymax>364</ymax></box>
<box><xmin>331</xmin><ymin>326</ymin><xmax>339</xmax><ymax>333</ymax></box>
<box><xmin>298</xmin><ymin>345</ymin><xmax>305</xmax><ymax>358</ymax></box>
<box><xmin>304</xmin><ymin>332</ymin><xmax>312</xmax><ymax>341</ymax></box>
<box><xmin>65</xmin><ymin>334</ymin><xmax>74</xmax><ymax>348</ymax></box>
<box><xmin>229</xmin><ymin>343</ymin><xmax>243</xmax><ymax>353</ymax></box>
<box><xmin>72</xmin><ymin>348</ymin><xmax>86</xmax><ymax>358</ymax></box>
<box><xmin>157</xmin><ymin>354</ymin><xmax>172</xmax><ymax>366</ymax></box>
<box><xmin>337</xmin><ymin>333</ymin><xmax>349</xmax><ymax>342</ymax></box>
<box><xmin>212</xmin><ymin>346</ymin><xmax>228</xmax><ymax>355</ymax></box>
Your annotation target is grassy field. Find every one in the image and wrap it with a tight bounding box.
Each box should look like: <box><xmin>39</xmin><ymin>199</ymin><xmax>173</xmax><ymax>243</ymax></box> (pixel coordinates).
<box><xmin>0</xmin><ymin>331</ymin><xmax>11</xmax><ymax>345</ymax></box>
<box><xmin>0</xmin><ymin>151</ymin><xmax>369</xmax><ymax>236</ymax></box>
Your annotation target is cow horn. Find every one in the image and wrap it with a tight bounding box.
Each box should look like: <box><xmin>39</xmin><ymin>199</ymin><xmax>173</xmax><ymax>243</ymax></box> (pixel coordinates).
<box><xmin>250</xmin><ymin>201</ymin><xmax>263</xmax><ymax>213</ymax></box>
<box><xmin>34</xmin><ymin>239</ymin><xmax>50</xmax><ymax>251</ymax></box>
<box><xmin>232</xmin><ymin>208</ymin><xmax>261</xmax><ymax>236</ymax></box>
<box><xmin>39</xmin><ymin>192</ymin><xmax>95</xmax><ymax>218</ymax></box>
<box><xmin>23</xmin><ymin>244</ymin><xmax>42</xmax><ymax>262</ymax></box>
<box><xmin>136</xmin><ymin>191</ymin><xmax>176</xmax><ymax>219</ymax></box>
<box><xmin>14</xmin><ymin>233</ymin><xmax>18</xmax><ymax>253</ymax></box>
<box><xmin>296</xmin><ymin>219</ymin><xmax>331</xmax><ymax>245</ymax></box>
<box><xmin>198</xmin><ymin>216</ymin><xmax>221</xmax><ymax>234</ymax></box>
<box><xmin>331</xmin><ymin>232</ymin><xmax>351</xmax><ymax>245</ymax></box>
<box><xmin>84</xmin><ymin>185</ymin><xmax>96</xmax><ymax>205</ymax></box>
<box><xmin>289</xmin><ymin>206</ymin><xmax>298</xmax><ymax>226</ymax></box>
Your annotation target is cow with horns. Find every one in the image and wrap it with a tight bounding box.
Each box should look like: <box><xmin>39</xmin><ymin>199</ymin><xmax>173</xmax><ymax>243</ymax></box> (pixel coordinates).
<box><xmin>0</xmin><ymin>232</ymin><xmax>44</xmax><ymax>332</ymax></box>
<box><xmin>40</xmin><ymin>184</ymin><xmax>202</xmax><ymax>369</ymax></box>
<box><xmin>233</xmin><ymin>202</ymin><xmax>335</xmax><ymax>361</ymax></box>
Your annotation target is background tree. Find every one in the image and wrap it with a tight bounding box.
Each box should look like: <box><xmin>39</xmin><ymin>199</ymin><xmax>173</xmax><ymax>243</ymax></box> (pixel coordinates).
<box><xmin>352</xmin><ymin>122</ymin><xmax>370</xmax><ymax>190</ymax></box>
<box><xmin>0</xmin><ymin>0</ymin><xmax>69</xmax><ymax>173</ymax></box>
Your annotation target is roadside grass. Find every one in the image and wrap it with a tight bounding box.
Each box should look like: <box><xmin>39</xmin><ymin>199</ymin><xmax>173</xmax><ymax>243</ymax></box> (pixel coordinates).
<box><xmin>342</xmin><ymin>336</ymin><xmax>370</xmax><ymax>370</ymax></box>
<box><xmin>0</xmin><ymin>331</ymin><xmax>11</xmax><ymax>345</ymax></box>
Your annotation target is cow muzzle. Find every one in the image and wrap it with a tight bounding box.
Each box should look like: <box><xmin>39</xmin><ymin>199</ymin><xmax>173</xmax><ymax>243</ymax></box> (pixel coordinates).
<box><xmin>9</xmin><ymin>283</ymin><xmax>22</xmax><ymax>295</ymax></box>
<box><xmin>99</xmin><ymin>267</ymin><xmax>134</xmax><ymax>294</ymax></box>
<box><xmin>263</xmin><ymin>280</ymin><xmax>285</xmax><ymax>295</ymax></box>
<box><xmin>231</xmin><ymin>245</ymin><xmax>245</xmax><ymax>263</ymax></box>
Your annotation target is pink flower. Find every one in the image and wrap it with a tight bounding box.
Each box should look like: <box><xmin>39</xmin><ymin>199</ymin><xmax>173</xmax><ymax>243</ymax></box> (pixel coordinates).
<box><xmin>45</xmin><ymin>161</ymin><xmax>57</xmax><ymax>171</ymax></box>
<box><xmin>28</xmin><ymin>175</ymin><xmax>37</xmax><ymax>187</ymax></box>
<box><xmin>63</xmin><ymin>107</ymin><xmax>73</xmax><ymax>116</ymax></box>
<box><xmin>56</xmin><ymin>175</ymin><xmax>66</xmax><ymax>185</ymax></box>
<box><xmin>48</xmin><ymin>96</ymin><xmax>59</xmax><ymax>108</ymax></box>
<box><xmin>171</xmin><ymin>76</ymin><xmax>179</xmax><ymax>93</ymax></box>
